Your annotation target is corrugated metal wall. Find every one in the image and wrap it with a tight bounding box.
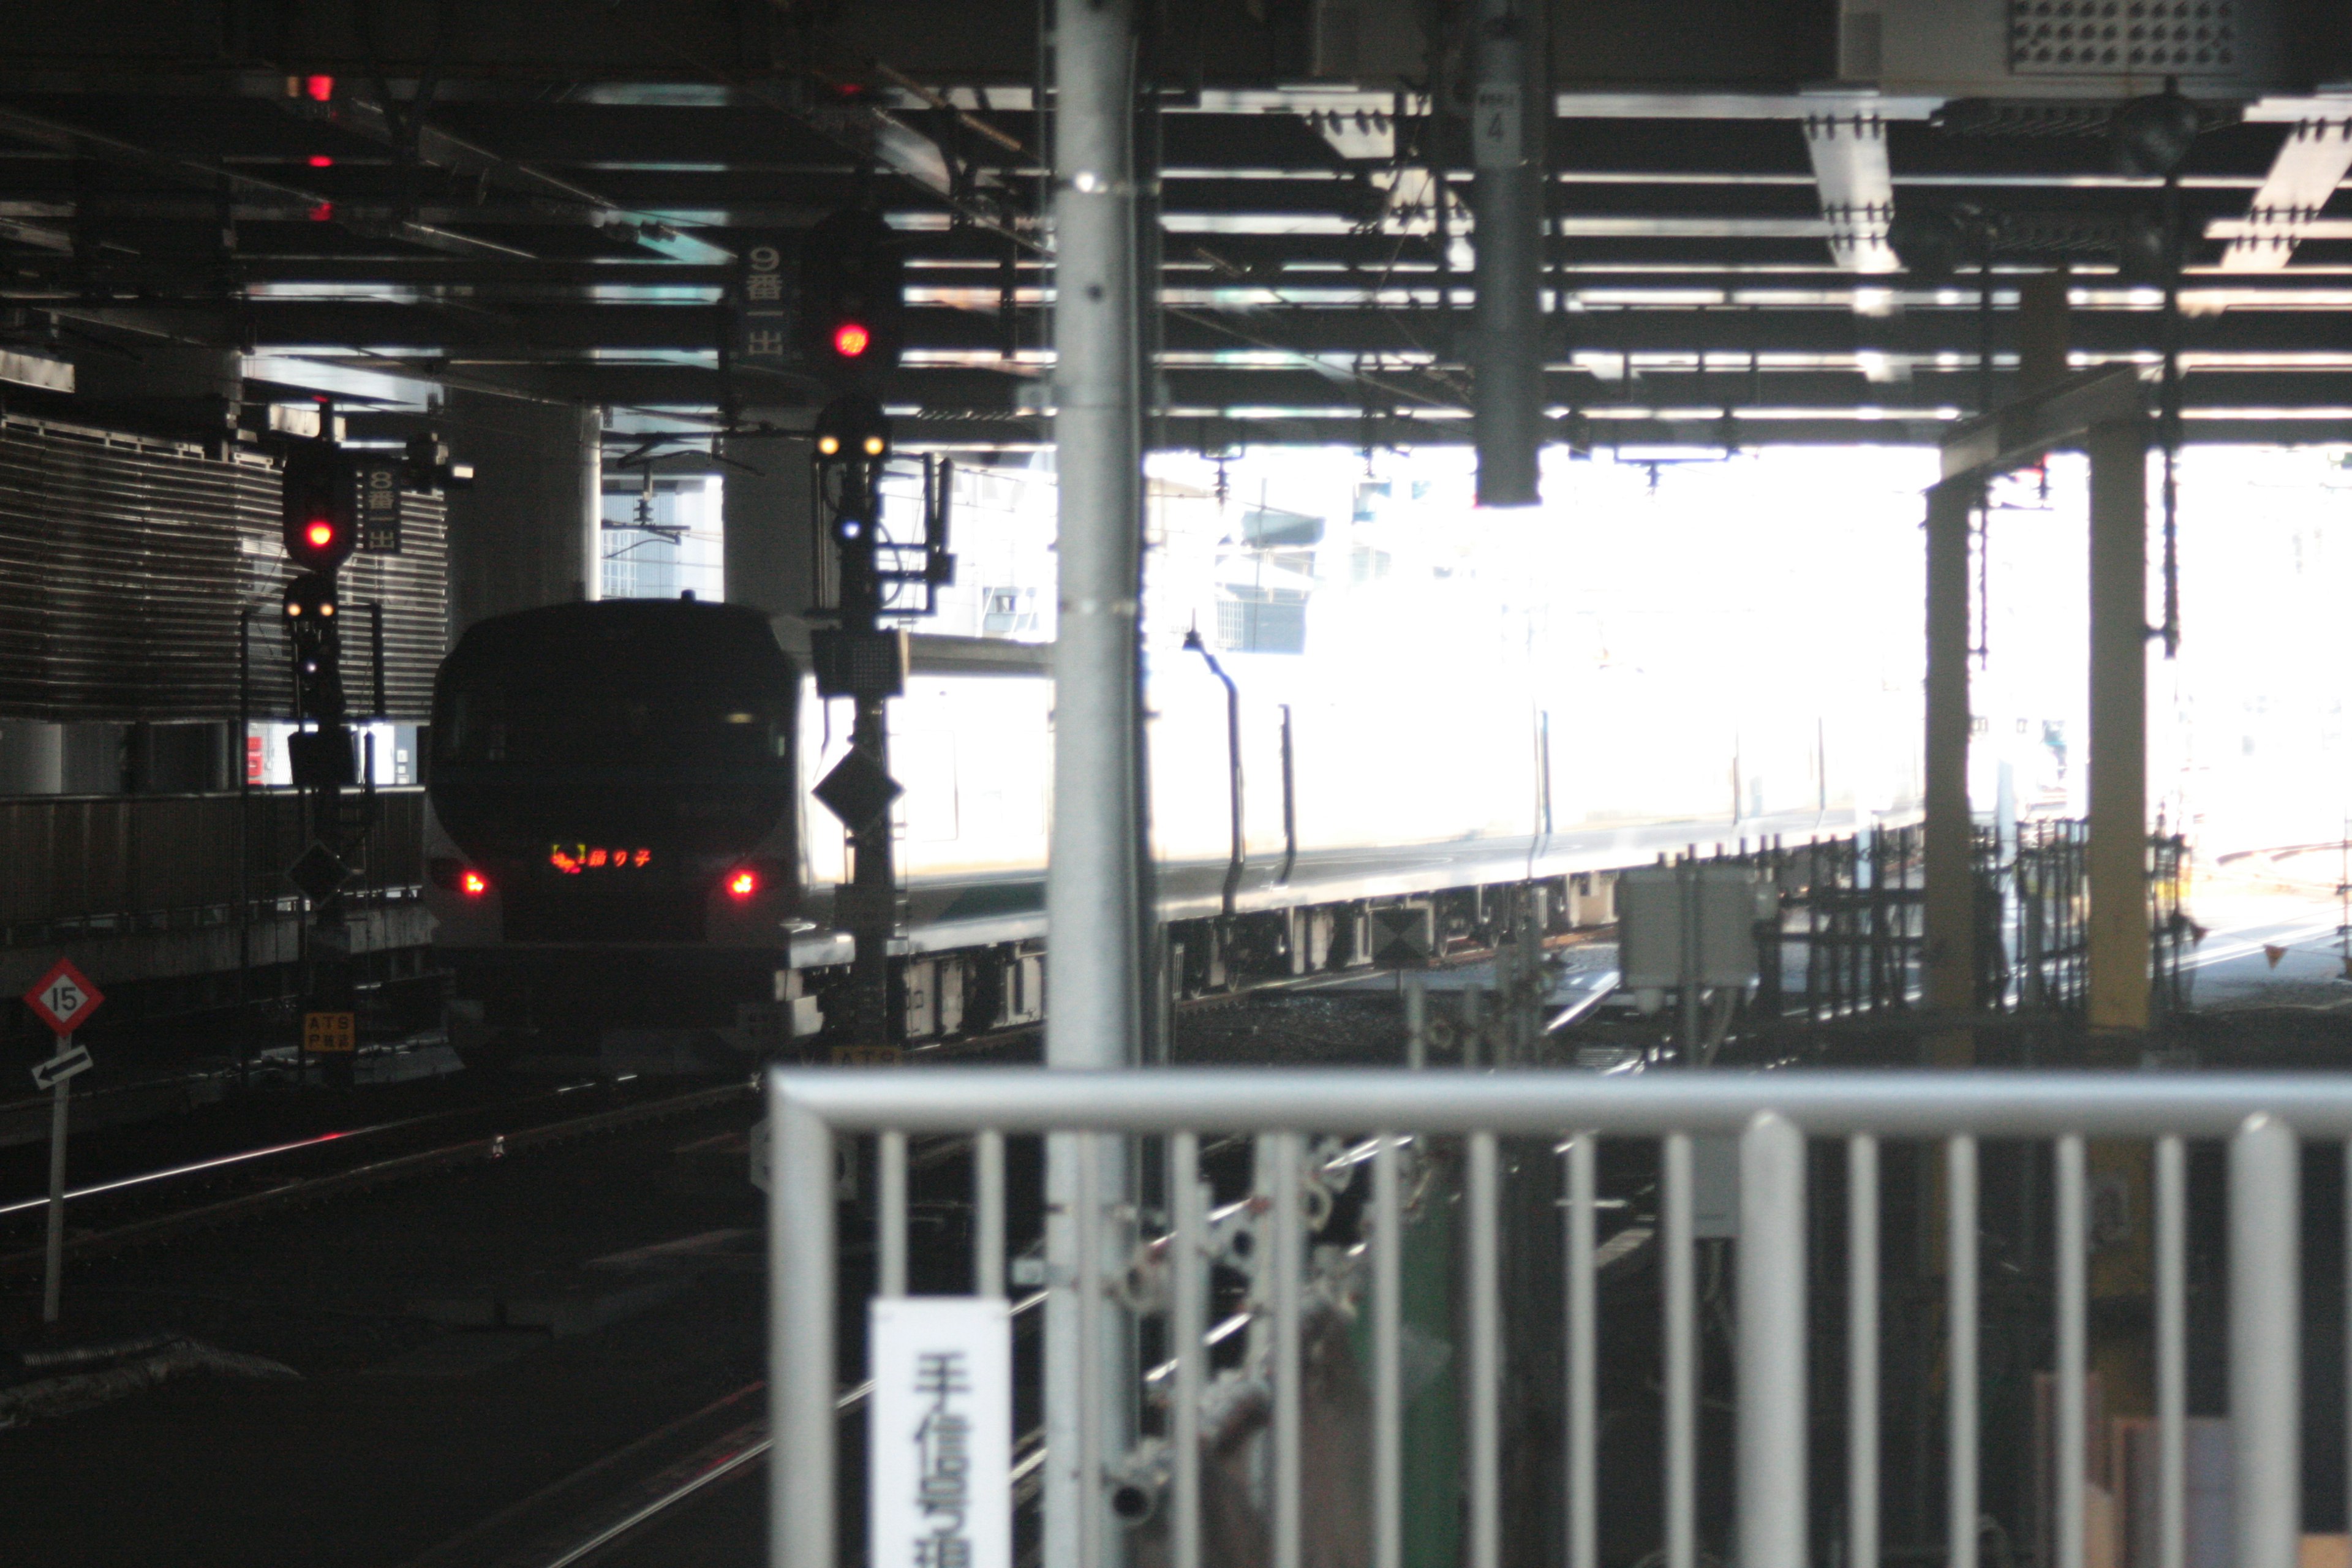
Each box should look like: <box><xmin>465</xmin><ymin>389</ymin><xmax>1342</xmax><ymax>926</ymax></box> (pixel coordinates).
<box><xmin>0</xmin><ymin>415</ymin><xmax>447</xmax><ymax>722</ymax></box>
<box><xmin>0</xmin><ymin>789</ymin><xmax>425</xmax><ymax>929</ymax></box>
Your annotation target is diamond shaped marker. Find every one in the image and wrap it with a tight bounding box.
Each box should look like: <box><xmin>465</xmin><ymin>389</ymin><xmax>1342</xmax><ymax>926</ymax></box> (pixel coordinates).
<box><xmin>813</xmin><ymin>749</ymin><xmax>903</xmax><ymax>834</ymax></box>
<box><xmin>287</xmin><ymin>841</ymin><xmax>352</xmax><ymax>902</ymax></box>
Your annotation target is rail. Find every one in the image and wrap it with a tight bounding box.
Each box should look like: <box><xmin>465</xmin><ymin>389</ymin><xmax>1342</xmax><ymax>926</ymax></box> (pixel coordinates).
<box><xmin>768</xmin><ymin>1066</ymin><xmax>2335</xmax><ymax>1568</ymax></box>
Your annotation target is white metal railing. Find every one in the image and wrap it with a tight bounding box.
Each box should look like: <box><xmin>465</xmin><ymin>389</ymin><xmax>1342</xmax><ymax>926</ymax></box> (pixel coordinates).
<box><xmin>768</xmin><ymin>1068</ymin><xmax>2342</xmax><ymax>1568</ymax></box>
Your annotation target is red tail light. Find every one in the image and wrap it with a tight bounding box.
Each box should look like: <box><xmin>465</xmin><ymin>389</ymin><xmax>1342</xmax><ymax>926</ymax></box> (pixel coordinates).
<box><xmin>461</xmin><ymin>870</ymin><xmax>489</xmax><ymax>897</ymax></box>
<box><xmin>726</xmin><ymin>869</ymin><xmax>757</xmax><ymax>900</ymax></box>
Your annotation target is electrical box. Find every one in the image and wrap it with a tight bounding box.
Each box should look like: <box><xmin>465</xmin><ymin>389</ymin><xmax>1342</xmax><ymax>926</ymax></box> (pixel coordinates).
<box><xmin>1616</xmin><ymin>864</ymin><xmax>1763</xmax><ymax>993</ymax></box>
<box><xmin>1844</xmin><ymin>0</ymin><xmax>2285</xmax><ymax>99</ymax></box>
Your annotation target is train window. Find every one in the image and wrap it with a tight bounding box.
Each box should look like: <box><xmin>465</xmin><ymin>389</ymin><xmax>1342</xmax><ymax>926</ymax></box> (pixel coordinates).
<box><xmin>437</xmin><ymin>665</ymin><xmax>785</xmax><ymax>769</ymax></box>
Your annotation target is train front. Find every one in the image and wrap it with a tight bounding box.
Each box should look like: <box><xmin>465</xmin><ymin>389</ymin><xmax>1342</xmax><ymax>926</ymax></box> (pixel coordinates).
<box><xmin>423</xmin><ymin>600</ymin><xmax>802</xmax><ymax>1072</ymax></box>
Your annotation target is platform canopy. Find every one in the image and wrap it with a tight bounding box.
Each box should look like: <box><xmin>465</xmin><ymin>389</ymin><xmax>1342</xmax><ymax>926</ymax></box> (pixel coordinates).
<box><xmin>6</xmin><ymin>1</ymin><xmax>2352</xmax><ymax>453</ymax></box>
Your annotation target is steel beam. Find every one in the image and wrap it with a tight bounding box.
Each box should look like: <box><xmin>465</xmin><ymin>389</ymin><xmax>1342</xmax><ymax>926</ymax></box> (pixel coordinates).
<box><xmin>2086</xmin><ymin>412</ymin><xmax>2149</xmax><ymax>1031</ymax></box>
<box><xmin>1923</xmin><ymin>477</ymin><xmax>1976</xmax><ymax>1028</ymax></box>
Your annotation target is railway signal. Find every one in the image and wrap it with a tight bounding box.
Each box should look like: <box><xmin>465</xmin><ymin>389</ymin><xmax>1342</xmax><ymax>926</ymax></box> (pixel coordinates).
<box><xmin>800</xmin><ymin>210</ymin><xmax>903</xmax><ymax>381</ymax></box>
<box><xmin>280</xmin><ymin>440</ymin><xmax>358</xmax><ymax>571</ymax></box>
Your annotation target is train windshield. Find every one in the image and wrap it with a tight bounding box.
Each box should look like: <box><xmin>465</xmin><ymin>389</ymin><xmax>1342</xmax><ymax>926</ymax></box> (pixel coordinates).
<box><xmin>437</xmin><ymin>660</ymin><xmax>788</xmax><ymax>770</ymax></box>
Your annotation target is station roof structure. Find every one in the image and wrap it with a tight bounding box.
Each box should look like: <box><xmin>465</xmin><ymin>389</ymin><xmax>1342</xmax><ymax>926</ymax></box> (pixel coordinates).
<box><xmin>7</xmin><ymin>2</ymin><xmax>2352</xmax><ymax>453</ymax></box>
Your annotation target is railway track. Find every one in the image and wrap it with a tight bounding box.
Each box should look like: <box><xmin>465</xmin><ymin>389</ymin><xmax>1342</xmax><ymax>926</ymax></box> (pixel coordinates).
<box><xmin>0</xmin><ymin>1079</ymin><xmax>755</xmax><ymax>1278</ymax></box>
<box><xmin>399</xmin><ymin>1293</ymin><xmax>1050</xmax><ymax>1568</ymax></box>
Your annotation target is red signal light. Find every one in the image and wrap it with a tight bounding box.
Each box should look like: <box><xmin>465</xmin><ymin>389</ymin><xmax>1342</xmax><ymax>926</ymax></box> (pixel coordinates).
<box><xmin>832</xmin><ymin>321</ymin><xmax>872</xmax><ymax>358</ymax></box>
<box><xmin>305</xmin><ymin>75</ymin><xmax>335</xmax><ymax>102</ymax></box>
<box><xmin>461</xmin><ymin>870</ymin><xmax>489</xmax><ymax>897</ymax></box>
<box><xmin>727</xmin><ymin>869</ymin><xmax>757</xmax><ymax>900</ymax></box>
<box><xmin>304</xmin><ymin>519</ymin><xmax>335</xmax><ymax>550</ymax></box>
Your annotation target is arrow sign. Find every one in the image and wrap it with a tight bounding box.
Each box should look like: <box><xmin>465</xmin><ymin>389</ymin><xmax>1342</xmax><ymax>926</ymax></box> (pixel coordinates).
<box><xmin>31</xmin><ymin>1043</ymin><xmax>91</xmax><ymax>1090</ymax></box>
<box><xmin>22</xmin><ymin>957</ymin><xmax>102</xmax><ymax>1038</ymax></box>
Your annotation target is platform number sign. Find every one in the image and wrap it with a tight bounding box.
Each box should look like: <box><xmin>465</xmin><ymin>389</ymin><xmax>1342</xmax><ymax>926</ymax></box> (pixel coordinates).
<box><xmin>355</xmin><ymin>459</ymin><xmax>403</xmax><ymax>554</ymax></box>
<box><xmin>734</xmin><ymin>231</ymin><xmax>799</xmax><ymax>373</ymax></box>
<box><xmin>304</xmin><ymin>1011</ymin><xmax>356</xmax><ymax>1054</ymax></box>
<box><xmin>1472</xmin><ymin>82</ymin><xmax>1523</xmax><ymax>168</ymax></box>
<box><xmin>23</xmin><ymin>957</ymin><xmax>102</xmax><ymax>1038</ymax></box>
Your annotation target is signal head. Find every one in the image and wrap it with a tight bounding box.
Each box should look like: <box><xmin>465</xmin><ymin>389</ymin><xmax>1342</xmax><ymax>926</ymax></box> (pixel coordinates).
<box><xmin>812</xmin><ymin>392</ymin><xmax>890</xmax><ymax>466</ymax></box>
<box><xmin>281</xmin><ymin>444</ymin><xmax>358</xmax><ymax>569</ymax></box>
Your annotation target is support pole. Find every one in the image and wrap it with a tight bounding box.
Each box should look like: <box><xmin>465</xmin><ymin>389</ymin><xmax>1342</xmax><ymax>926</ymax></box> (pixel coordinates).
<box><xmin>1469</xmin><ymin>0</ymin><xmax>1545</xmax><ymax>508</ymax></box>
<box><xmin>42</xmin><ymin>1046</ymin><xmax>69</xmax><ymax>1324</ymax></box>
<box><xmin>2086</xmin><ymin>415</ymin><xmax>2149</xmax><ymax>1031</ymax></box>
<box><xmin>1923</xmin><ymin>478</ymin><xmax>1978</xmax><ymax>1041</ymax></box>
<box><xmin>1047</xmin><ymin>0</ymin><xmax>1145</xmax><ymax>1559</ymax></box>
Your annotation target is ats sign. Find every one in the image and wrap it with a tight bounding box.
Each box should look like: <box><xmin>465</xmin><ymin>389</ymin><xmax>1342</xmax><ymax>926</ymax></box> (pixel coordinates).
<box><xmin>869</xmin><ymin>1297</ymin><xmax>1011</xmax><ymax>1568</ymax></box>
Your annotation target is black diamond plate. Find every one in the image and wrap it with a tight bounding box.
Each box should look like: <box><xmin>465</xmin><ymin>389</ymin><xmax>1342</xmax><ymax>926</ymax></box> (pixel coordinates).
<box><xmin>813</xmin><ymin>748</ymin><xmax>904</xmax><ymax>833</ymax></box>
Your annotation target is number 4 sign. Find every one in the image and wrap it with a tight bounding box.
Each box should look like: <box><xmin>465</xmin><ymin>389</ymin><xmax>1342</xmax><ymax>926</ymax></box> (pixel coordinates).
<box><xmin>23</xmin><ymin>957</ymin><xmax>103</xmax><ymax>1038</ymax></box>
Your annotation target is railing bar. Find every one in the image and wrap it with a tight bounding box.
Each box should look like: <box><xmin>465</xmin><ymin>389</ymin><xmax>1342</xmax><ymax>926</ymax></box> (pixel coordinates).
<box><xmin>1469</xmin><ymin>1130</ymin><xmax>1502</xmax><ymax>1568</ymax></box>
<box><xmin>768</xmin><ymin>1068</ymin><xmax>2352</xmax><ymax>1139</ymax></box>
<box><xmin>2157</xmin><ymin>1134</ymin><xmax>2186</xmax><ymax>1568</ymax></box>
<box><xmin>2230</xmin><ymin>1114</ymin><xmax>2300</xmax><ymax>1568</ymax></box>
<box><xmin>1664</xmin><ymin>1131</ymin><xmax>1697</xmax><ymax>1568</ymax></box>
<box><xmin>2056</xmin><ymin>1135</ymin><xmax>2087</xmax><ymax>1568</ymax></box>
<box><xmin>770</xmin><ymin>1099</ymin><xmax>836</xmax><ymax>1568</ymax></box>
<box><xmin>1172</xmin><ymin>1130</ymin><xmax>1205</xmax><ymax>1568</ymax></box>
<box><xmin>1738</xmin><ymin>1111</ymin><xmax>1807</xmax><ymax>1568</ymax></box>
<box><xmin>1947</xmin><ymin>1135</ymin><xmax>1978</xmax><ymax>1568</ymax></box>
<box><xmin>1270</xmin><ymin>1130</ymin><xmax>1305</xmax><ymax>1568</ymax></box>
<box><xmin>1075</xmin><ymin>1132</ymin><xmax>1104</xmax><ymax>1568</ymax></box>
<box><xmin>1374</xmin><ymin>1131</ymin><xmax>1404</xmax><ymax>1568</ymax></box>
<box><xmin>1847</xmin><ymin>1134</ymin><xmax>1879</xmax><ymax>1568</ymax></box>
<box><xmin>1566</xmin><ymin>1133</ymin><xmax>1599</xmax><ymax>1568</ymax></box>
<box><xmin>878</xmin><ymin>1129</ymin><xmax>908</xmax><ymax>1299</ymax></box>
<box><xmin>976</xmin><ymin>1128</ymin><xmax>1006</xmax><ymax>1298</ymax></box>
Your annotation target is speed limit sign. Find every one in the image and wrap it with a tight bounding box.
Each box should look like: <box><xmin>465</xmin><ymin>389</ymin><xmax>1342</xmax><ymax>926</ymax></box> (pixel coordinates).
<box><xmin>23</xmin><ymin>957</ymin><xmax>102</xmax><ymax>1038</ymax></box>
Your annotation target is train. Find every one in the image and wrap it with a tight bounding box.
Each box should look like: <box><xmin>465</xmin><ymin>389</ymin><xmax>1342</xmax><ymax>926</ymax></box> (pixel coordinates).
<box><xmin>423</xmin><ymin>597</ymin><xmax>1917</xmax><ymax>1072</ymax></box>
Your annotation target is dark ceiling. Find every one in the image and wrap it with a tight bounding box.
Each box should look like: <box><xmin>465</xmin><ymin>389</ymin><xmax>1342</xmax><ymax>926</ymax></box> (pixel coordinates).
<box><xmin>7</xmin><ymin>1</ymin><xmax>2352</xmax><ymax>454</ymax></box>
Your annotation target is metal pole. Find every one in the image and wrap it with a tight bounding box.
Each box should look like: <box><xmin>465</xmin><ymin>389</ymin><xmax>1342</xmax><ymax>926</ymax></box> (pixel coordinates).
<box><xmin>1847</xmin><ymin>1135</ymin><xmax>1879</xmax><ymax>1568</ymax></box>
<box><xmin>1468</xmin><ymin>1130</ymin><xmax>1502</xmax><ymax>1568</ymax></box>
<box><xmin>41</xmin><ymin>1036</ymin><xmax>70</xmax><ymax>1324</ymax></box>
<box><xmin>2230</xmin><ymin>1114</ymin><xmax>2299</xmax><ymax>1568</ymax></box>
<box><xmin>1373</xmin><ymin>1131</ymin><xmax>1404</xmax><ymax>1568</ymax></box>
<box><xmin>976</xmin><ymin>1129</ymin><xmax>1006</xmax><ymax>1298</ymax></box>
<box><xmin>1924</xmin><ymin>478</ymin><xmax>1977</xmax><ymax>1034</ymax></box>
<box><xmin>1469</xmin><ymin>0</ymin><xmax>1545</xmax><ymax>506</ymax></box>
<box><xmin>2157</xmin><ymin>1136</ymin><xmax>2186</xmax><ymax>1568</ymax></box>
<box><xmin>2086</xmin><ymin>415</ymin><xmax>2149</xmax><ymax>1031</ymax></box>
<box><xmin>2056</xmin><ymin>1136</ymin><xmax>2087</xmax><ymax>1568</ymax></box>
<box><xmin>1172</xmin><ymin>1131</ymin><xmax>1205</xmax><ymax>1568</ymax></box>
<box><xmin>1405</xmin><ymin>970</ymin><xmax>1428</xmax><ymax>1069</ymax></box>
<box><xmin>1270</xmin><ymin>1131</ymin><xmax>1304</xmax><ymax>1568</ymax></box>
<box><xmin>1664</xmin><ymin>1132</ymin><xmax>1697</xmax><ymax>1568</ymax></box>
<box><xmin>879</xmin><ymin>1129</ymin><xmax>908</xmax><ymax>1298</ymax></box>
<box><xmin>1947</xmin><ymin>1136</ymin><xmax>1979</xmax><ymax>1568</ymax></box>
<box><xmin>1047</xmin><ymin>0</ymin><xmax>1145</xmax><ymax>1558</ymax></box>
<box><xmin>770</xmin><ymin>1095</ymin><xmax>836</xmax><ymax>1568</ymax></box>
<box><xmin>1738</xmin><ymin>1110</ymin><xmax>1807</xmax><ymax>1568</ymax></box>
<box><xmin>1565</xmin><ymin>1133</ymin><xmax>1598</xmax><ymax>1568</ymax></box>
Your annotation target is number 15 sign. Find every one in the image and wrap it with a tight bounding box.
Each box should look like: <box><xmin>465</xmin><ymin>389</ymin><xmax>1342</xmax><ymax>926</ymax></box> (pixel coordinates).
<box><xmin>23</xmin><ymin>957</ymin><xmax>103</xmax><ymax>1038</ymax></box>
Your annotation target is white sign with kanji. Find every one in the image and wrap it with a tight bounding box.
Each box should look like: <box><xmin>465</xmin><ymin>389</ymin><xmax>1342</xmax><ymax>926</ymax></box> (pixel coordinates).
<box><xmin>22</xmin><ymin>957</ymin><xmax>102</xmax><ymax>1038</ymax></box>
<box><xmin>868</xmin><ymin>1297</ymin><xmax>1012</xmax><ymax>1568</ymax></box>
